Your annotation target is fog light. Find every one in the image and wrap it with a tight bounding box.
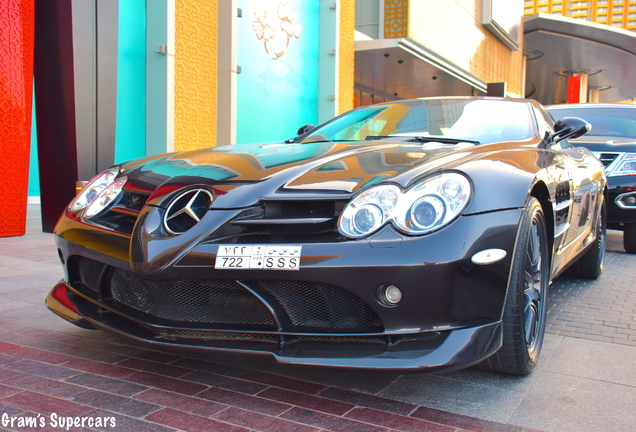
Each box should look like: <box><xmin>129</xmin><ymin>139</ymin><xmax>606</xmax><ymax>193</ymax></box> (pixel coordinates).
<box><xmin>471</xmin><ymin>248</ymin><xmax>507</xmax><ymax>265</ymax></box>
<box><xmin>627</xmin><ymin>196</ymin><xmax>636</xmax><ymax>206</ymax></box>
<box><xmin>384</xmin><ymin>285</ymin><xmax>403</xmax><ymax>304</ymax></box>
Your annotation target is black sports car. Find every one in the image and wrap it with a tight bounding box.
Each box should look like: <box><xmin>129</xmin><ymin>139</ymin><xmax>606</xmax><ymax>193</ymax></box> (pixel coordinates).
<box><xmin>548</xmin><ymin>104</ymin><xmax>636</xmax><ymax>253</ymax></box>
<box><xmin>46</xmin><ymin>97</ymin><xmax>607</xmax><ymax>375</ymax></box>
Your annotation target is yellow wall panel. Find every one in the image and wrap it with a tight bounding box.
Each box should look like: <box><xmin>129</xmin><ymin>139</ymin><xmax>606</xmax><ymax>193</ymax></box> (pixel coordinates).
<box><xmin>174</xmin><ymin>0</ymin><xmax>218</xmax><ymax>151</ymax></box>
<box><xmin>339</xmin><ymin>0</ymin><xmax>356</xmax><ymax>114</ymax></box>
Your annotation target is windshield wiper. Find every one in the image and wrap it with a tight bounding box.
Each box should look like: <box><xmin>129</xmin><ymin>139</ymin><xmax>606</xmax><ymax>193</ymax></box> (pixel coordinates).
<box><xmin>366</xmin><ymin>136</ymin><xmax>480</xmax><ymax>145</ymax></box>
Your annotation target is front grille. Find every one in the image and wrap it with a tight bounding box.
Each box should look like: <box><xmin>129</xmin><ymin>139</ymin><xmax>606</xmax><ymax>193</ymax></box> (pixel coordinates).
<box><xmin>594</xmin><ymin>152</ymin><xmax>620</xmax><ymax>168</ymax></box>
<box><xmin>89</xmin><ymin>189</ymin><xmax>150</xmax><ymax>235</ymax></box>
<box><xmin>258</xmin><ymin>280</ymin><xmax>383</xmax><ymax>331</ymax></box>
<box><xmin>68</xmin><ymin>256</ymin><xmax>106</xmax><ymax>293</ymax></box>
<box><xmin>224</xmin><ymin>200</ymin><xmax>348</xmax><ymax>242</ymax></box>
<box><xmin>263</xmin><ymin>200</ymin><xmax>340</xmax><ymax>218</ymax></box>
<box><xmin>70</xmin><ymin>257</ymin><xmax>383</xmax><ymax>333</ymax></box>
<box><xmin>110</xmin><ymin>270</ymin><xmax>276</xmax><ymax>327</ymax></box>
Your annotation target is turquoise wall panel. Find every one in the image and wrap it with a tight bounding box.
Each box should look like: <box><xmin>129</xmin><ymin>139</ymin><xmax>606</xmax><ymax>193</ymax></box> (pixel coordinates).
<box><xmin>27</xmin><ymin>91</ymin><xmax>39</xmax><ymax>198</ymax></box>
<box><xmin>115</xmin><ymin>0</ymin><xmax>147</xmax><ymax>164</ymax></box>
<box><xmin>237</xmin><ymin>0</ymin><xmax>320</xmax><ymax>144</ymax></box>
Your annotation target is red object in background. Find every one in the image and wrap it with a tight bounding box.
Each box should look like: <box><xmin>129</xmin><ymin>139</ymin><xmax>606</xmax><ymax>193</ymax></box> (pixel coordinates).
<box><xmin>0</xmin><ymin>0</ymin><xmax>35</xmax><ymax>237</ymax></box>
<box><xmin>567</xmin><ymin>76</ymin><xmax>581</xmax><ymax>104</ymax></box>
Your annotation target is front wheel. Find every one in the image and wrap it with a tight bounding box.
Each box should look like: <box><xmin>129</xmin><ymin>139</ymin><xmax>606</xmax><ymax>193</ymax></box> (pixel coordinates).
<box><xmin>476</xmin><ymin>197</ymin><xmax>549</xmax><ymax>375</ymax></box>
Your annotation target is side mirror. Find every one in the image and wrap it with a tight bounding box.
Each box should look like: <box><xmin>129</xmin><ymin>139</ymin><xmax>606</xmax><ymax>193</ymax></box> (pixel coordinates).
<box><xmin>549</xmin><ymin>117</ymin><xmax>591</xmax><ymax>144</ymax></box>
<box><xmin>296</xmin><ymin>124</ymin><xmax>316</xmax><ymax>136</ymax></box>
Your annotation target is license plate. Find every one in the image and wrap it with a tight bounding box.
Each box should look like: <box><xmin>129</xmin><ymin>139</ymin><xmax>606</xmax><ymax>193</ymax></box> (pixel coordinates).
<box><xmin>215</xmin><ymin>245</ymin><xmax>302</xmax><ymax>270</ymax></box>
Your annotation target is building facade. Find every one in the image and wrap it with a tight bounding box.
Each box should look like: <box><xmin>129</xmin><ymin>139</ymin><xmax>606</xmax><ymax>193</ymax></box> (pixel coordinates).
<box><xmin>354</xmin><ymin>0</ymin><xmax>526</xmax><ymax>104</ymax></box>
<box><xmin>523</xmin><ymin>0</ymin><xmax>636</xmax><ymax>31</ymax></box>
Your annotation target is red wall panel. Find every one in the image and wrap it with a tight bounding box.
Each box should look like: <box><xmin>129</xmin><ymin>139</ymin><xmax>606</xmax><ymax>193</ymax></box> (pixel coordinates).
<box><xmin>0</xmin><ymin>0</ymin><xmax>35</xmax><ymax>236</ymax></box>
<box><xmin>567</xmin><ymin>76</ymin><xmax>581</xmax><ymax>104</ymax></box>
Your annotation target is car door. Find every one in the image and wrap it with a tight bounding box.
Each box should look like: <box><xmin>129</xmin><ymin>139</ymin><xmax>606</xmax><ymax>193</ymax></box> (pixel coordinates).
<box><xmin>555</xmin><ymin>143</ymin><xmax>599</xmax><ymax>250</ymax></box>
<box><xmin>535</xmin><ymin>104</ymin><xmax>601</xmax><ymax>264</ymax></box>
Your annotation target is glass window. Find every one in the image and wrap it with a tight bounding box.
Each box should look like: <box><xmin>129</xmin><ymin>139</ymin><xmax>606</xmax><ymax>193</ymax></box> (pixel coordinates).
<box><xmin>548</xmin><ymin>108</ymin><xmax>636</xmax><ymax>139</ymax></box>
<box><xmin>597</xmin><ymin>14</ymin><xmax>607</xmax><ymax>20</ymax></box>
<box><xmin>302</xmin><ymin>100</ymin><xmax>535</xmax><ymax>144</ymax></box>
<box><xmin>614</xmin><ymin>6</ymin><xmax>624</xmax><ymax>11</ymax></box>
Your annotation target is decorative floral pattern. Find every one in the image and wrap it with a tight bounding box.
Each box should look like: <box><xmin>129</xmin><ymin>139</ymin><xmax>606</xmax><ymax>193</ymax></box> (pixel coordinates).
<box><xmin>252</xmin><ymin>2</ymin><xmax>302</xmax><ymax>59</ymax></box>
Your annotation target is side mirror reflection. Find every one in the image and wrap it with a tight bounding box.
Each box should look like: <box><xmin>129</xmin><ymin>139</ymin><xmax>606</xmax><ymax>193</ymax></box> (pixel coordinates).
<box><xmin>549</xmin><ymin>117</ymin><xmax>591</xmax><ymax>144</ymax></box>
<box><xmin>296</xmin><ymin>124</ymin><xmax>316</xmax><ymax>136</ymax></box>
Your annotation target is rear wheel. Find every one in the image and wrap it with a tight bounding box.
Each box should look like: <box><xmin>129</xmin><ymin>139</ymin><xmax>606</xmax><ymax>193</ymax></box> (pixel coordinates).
<box><xmin>624</xmin><ymin>224</ymin><xmax>636</xmax><ymax>254</ymax></box>
<box><xmin>476</xmin><ymin>197</ymin><xmax>549</xmax><ymax>375</ymax></box>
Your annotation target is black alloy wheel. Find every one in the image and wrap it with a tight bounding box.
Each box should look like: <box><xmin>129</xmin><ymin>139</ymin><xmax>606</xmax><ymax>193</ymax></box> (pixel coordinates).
<box><xmin>476</xmin><ymin>197</ymin><xmax>549</xmax><ymax>375</ymax></box>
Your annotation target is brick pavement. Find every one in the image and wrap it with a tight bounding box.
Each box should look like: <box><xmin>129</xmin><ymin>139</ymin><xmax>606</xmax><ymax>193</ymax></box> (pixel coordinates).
<box><xmin>547</xmin><ymin>232</ymin><xmax>636</xmax><ymax>346</ymax></box>
<box><xmin>1</xmin><ymin>321</ymin><xmax>541</xmax><ymax>432</ymax></box>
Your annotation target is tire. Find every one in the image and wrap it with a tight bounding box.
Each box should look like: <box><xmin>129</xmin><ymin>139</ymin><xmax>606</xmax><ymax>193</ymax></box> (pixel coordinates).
<box><xmin>476</xmin><ymin>197</ymin><xmax>549</xmax><ymax>375</ymax></box>
<box><xmin>562</xmin><ymin>197</ymin><xmax>606</xmax><ymax>279</ymax></box>
<box><xmin>624</xmin><ymin>224</ymin><xmax>636</xmax><ymax>254</ymax></box>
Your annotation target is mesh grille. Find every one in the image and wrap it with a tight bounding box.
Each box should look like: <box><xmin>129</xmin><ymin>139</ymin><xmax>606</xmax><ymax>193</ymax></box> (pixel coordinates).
<box><xmin>68</xmin><ymin>256</ymin><xmax>106</xmax><ymax>292</ymax></box>
<box><xmin>70</xmin><ymin>257</ymin><xmax>382</xmax><ymax>332</ymax></box>
<box><xmin>110</xmin><ymin>270</ymin><xmax>275</xmax><ymax>326</ymax></box>
<box><xmin>307</xmin><ymin>201</ymin><xmax>335</xmax><ymax>216</ymax></box>
<box><xmin>159</xmin><ymin>330</ymin><xmax>279</xmax><ymax>342</ymax></box>
<box><xmin>257</xmin><ymin>280</ymin><xmax>383</xmax><ymax>331</ymax></box>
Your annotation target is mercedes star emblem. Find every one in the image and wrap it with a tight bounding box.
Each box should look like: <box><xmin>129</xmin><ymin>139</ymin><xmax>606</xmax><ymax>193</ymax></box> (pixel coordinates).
<box><xmin>163</xmin><ymin>188</ymin><xmax>213</xmax><ymax>235</ymax></box>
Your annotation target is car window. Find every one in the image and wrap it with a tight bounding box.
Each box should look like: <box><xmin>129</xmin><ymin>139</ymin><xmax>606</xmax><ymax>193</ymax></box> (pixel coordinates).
<box><xmin>549</xmin><ymin>108</ymin><xmax>636</xmax><ymax>138</ymax></box>
<box><xmin>302</xmin><ymin>99</ymin><xmax>536</xmax><ymax>144</ymax></box>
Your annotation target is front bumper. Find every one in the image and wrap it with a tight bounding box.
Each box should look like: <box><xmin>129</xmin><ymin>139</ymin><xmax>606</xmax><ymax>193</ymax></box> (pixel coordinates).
<box><xmin>607</xmin><ymin>176</ymin><xmax>636</xmax><ymax>226</ymax></box>
<box><xmin>47</xmin><ymin>208</ymin><xmax>521</xmax><ymax>371</ymax></box>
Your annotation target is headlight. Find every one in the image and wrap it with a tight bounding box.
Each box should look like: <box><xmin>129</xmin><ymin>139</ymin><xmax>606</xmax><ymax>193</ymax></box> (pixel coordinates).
<box><xmin>339</xmin><ymin>185</ymin><xmax>400</xmax><ymax>238</ymax></box>
<box><xmin>338</xmin><ymin>173</ymin><xmax>471</xmax><ymax>238</ymax></box>
<box><xmin>68</xmin><ymin>167</ymin><xmax>126</xmax><ymax>218</ymax></box>
<box><xmin>83</xmin><ymin>176</ymin><xmax>127</xmax><ymax>218</ymax></box>
<box><xmin>607</xmin><ymin>153</ymin><xmax>636</xmax><ymax>177</ymax></box>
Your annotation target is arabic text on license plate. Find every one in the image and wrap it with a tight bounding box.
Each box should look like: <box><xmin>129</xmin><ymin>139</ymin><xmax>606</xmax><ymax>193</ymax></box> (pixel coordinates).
<box><xmin>215</xmin><ymin>245</ymin><xmax>302</xmax><ymax>270</ymax></box>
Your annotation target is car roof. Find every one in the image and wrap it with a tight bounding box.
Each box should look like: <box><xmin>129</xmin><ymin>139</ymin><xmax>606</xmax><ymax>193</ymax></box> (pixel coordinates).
<box><xmin>548</xmin><ymin>103</ymin><xmax>636</xmax><ymax>110</ymax></box>
<box><xmin>375</xmin><ymin>96</ymin><xmax>531</xmax><ymax>105</ymax></box>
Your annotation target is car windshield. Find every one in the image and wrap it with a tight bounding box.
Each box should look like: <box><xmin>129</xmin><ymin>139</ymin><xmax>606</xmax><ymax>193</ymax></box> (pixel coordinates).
<box><xmin>301</xmin><ymin>99</ymin><xmax>535</xmax><ymax>144</ymax></box>
<box><xmin>549</xmin><ymin>107</ymin><xmax>636</xmax><ymax>139</ymax></box>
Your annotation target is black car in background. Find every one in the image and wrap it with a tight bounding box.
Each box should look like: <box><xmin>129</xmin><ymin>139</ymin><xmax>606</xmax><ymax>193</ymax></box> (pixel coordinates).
<box><xmin>548</xmin><ymin>104</ymin><xmax>636</xmax><ymax>253</ymax></box>
<box><xmin>46</xmin><ymin>97</ymin><xmax>607</xmax><ymax>376</ymax></box>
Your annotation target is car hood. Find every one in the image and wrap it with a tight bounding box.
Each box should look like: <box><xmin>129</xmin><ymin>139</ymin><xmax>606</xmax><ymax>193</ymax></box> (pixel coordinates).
<box><xmin>120</xmin><ymin>140</ymin><xmax>511</xmax><ymax>208</ymax></box>
<box><xmin>570</xmin><ymin>136</ymin><xmax>636</xmax><ymax>152</ymax></box>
